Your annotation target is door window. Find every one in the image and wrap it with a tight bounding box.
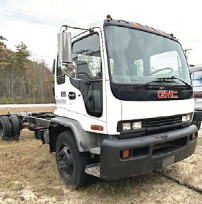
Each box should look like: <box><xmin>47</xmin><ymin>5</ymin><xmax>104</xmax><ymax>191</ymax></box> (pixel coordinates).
<box><xmin>72</xmin><ymin>33</ymin><xmax>103</xmax><ymax>117</ymax></box>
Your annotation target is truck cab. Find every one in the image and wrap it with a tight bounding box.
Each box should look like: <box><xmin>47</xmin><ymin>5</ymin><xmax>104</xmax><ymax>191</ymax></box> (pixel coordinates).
<box><xmin>52</xmin><ymin>16</ymin><xmax>198</xmax><ymax>188</ymax></box>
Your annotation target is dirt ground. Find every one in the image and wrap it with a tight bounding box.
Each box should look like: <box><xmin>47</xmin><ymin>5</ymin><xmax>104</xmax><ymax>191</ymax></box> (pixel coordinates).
<box><xmin>0</xmin><ymin>107</ymin><xmax>202</xmax><ymax>204</ymax></box>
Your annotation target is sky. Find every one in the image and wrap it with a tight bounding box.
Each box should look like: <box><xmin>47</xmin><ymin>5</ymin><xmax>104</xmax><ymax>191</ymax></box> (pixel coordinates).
<box><xmin>0</xmin><ymin>0</ymin><xmax>202</xmax><ymax>68</ymax></box>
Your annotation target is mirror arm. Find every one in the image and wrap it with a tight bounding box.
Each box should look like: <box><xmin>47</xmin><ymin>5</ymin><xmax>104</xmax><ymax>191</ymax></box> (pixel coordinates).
<box><xmin>61</xmin><ymin>25</ymin><xmax>93</xmax><ymax>32</ymax></box>
<box><xmin>61</xmin><ymin>64</ymin><xmax>89</xmax><ymax>85</ymax></box>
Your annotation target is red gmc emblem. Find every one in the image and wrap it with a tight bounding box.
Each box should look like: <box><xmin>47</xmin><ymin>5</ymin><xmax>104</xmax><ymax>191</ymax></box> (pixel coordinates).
<box><xmin>158</xmin><ymin>90</ymin><xmax>178</xmax><ymax>99</ymax></box>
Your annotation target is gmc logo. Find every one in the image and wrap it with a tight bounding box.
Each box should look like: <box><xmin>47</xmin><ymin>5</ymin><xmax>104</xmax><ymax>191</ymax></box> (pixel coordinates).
<box><xmin>158</xmin><ymin>90</ymin><xmax>178</xmax><ymax>99</ymax></box>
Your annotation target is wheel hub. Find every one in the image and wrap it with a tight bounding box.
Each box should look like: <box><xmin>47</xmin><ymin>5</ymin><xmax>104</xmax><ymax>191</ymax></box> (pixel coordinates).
<box><xmin>58</xmin><ymin>146</ymin><xmax>73</xmax><ymax>177</ymax></box>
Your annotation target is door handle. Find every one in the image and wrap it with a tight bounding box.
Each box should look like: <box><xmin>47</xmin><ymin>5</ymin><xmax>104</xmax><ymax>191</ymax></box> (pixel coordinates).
<box><xmin>68</xmin><ymin>92</ymin><xmax>76</xmax><ymax>100</ymax></box>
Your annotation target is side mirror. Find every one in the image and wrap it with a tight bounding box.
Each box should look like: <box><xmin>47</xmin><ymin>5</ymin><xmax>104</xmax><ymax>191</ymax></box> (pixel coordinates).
<box><xmin>58</xmin><ymin>32</ymin><xmax>72</xmax><ymax>63</ymax></box>
<box><xmin>57</xmin><ymin>32</ymin><xmax>77</xmax><ymax>77</ymax></box>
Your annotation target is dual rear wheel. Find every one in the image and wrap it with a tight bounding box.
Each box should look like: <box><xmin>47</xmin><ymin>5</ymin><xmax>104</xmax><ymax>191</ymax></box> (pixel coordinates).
<box><xmin>0</xmin><ymin>115</ymin><xmax>20</xmax><ymax>141</ymax></box>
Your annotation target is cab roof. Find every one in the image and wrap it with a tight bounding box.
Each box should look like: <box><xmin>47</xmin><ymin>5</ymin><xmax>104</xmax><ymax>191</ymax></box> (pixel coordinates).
<box><xmin>104</xmin><ymin>16</ymin><xmax>177</xmax><ymax>41</ymax></box>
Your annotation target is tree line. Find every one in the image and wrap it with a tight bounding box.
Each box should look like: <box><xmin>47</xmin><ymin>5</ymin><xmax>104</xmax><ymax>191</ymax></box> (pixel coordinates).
<box><xmin>0</xmin><ymin>36</ymin><xmax>54</xmax><ymax>104</ymax></box>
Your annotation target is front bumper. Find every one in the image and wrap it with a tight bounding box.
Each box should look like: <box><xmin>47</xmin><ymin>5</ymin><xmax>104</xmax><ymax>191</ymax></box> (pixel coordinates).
<box><xmin>100</xmin><ymin>125</ymin><xmax>198</xmax><ymax>180</ymax></box>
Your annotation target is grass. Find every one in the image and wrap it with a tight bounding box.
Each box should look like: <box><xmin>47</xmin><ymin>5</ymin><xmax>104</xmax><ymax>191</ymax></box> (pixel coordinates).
<box><xmin>0</xmin><ymin>130</ymin><xmax>65</xmax><ymax>202</ymax></box>
<box><xmin>0</xmin><ymin>107</ymin><xmax>202</xmax><ymax>203</ymax></box>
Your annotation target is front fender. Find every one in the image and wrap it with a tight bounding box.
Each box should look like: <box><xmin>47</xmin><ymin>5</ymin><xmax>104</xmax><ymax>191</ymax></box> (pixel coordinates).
<box><xmin>50</xmin><ymin>116</ymin><xmax>98</xmax><ymax>152</ymax></box>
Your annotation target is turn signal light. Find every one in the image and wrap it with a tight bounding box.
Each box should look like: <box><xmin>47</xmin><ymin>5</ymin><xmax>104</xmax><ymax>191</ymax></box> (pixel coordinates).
<box><xmin>91</xmin><ymin>125</ymin><xmax>103</xmax><ymax>131</ymax></box>
<box><xmin>190</xmin><ymin>132</ymin><xmax>198</xmax><ymax>140</ymax></box>
<box><xmin>122</xmin><ymin>149</ymin><xmax>130</xmax><ymax>159</ymax></box>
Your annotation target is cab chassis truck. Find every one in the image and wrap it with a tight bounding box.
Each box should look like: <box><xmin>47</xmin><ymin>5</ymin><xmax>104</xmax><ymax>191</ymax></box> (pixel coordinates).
<box><xmin>0</xmin><ymin>16</ymin><xmax>199</xmax><ymax>189</ymax></box>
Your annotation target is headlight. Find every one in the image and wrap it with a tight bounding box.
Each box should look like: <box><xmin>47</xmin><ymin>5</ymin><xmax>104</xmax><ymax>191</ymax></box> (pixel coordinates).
<box><xmin>122</xmin><ymin>121</ymin><xmax>143</xmax><ymax>131</ymax></box>
<box><xmin>122</xmin><ymin>123</ymin><xmax>131</xmax><ymax>131</ymax></box>
<box><xmin>132</xmin><ymin>121</ymin><xmax>142</xmax><ymax>130</ymax></box>
<box><xmin>186</xmin><ymin>114</ymin><xmax>191</xmax><ymax>121</ymax></box>
<box><xmin>182</xmin><ymin>114</ymin><xmax>191</xmax><ymax>122</ymax></box>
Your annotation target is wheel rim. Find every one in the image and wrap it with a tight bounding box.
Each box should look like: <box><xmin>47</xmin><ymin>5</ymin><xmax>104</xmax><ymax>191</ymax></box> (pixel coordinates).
<box><xmin>58</xmin><ymin>146</ymin><xmax>74</xmax><ymax>177</ymax></box>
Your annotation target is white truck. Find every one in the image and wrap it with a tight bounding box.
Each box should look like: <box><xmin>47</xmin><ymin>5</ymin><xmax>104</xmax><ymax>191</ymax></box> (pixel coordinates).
<box><xmin>190</xmin><ymin>65</ymin><xmax>202</xmax><ymax>129</ymax></box>
<box><xmin>0</xmin><ymin>16</ymin><xmax>198</xmax><ymax>189</ymax></box>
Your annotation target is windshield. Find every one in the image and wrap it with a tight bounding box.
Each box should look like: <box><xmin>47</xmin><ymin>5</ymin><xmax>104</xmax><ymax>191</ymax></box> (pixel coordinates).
<box><xmin>105</xmin><ymin>26</ymin><xmax>190</xmax><ymax>85</ymax></box>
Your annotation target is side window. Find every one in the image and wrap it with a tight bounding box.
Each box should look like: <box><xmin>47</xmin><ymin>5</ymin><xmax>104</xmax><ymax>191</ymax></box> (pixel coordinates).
<box><xmin>73</xmin><ymin>34</ymin><xmax>102</xmax><ymax>78</ymax></box>
<box><xmin>71</xmin><ymin>33</ymin><xmax>103</xmax><ymax>117</ymax></box>
<box><xmin>56</xmin><ymin>56</ymin><xmax>65</xmax><ymax>84</ymax></box>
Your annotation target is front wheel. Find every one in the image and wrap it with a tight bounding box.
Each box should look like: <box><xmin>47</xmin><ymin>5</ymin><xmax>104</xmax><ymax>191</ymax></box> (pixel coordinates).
<box><xmin>56</xmin><ymin>131</ymin><xmax>91</xmax><ymax>189</ymax></box>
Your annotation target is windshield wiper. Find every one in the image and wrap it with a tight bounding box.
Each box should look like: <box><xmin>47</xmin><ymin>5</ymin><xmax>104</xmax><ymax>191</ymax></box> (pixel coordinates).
<box><xmin>143</xmin><ymin>77</ymin><xmax>176</xmax><ymax>86</ymax></box>
<box><xmin>143</xmin><ymin>77</ymin><xmax>192</xmax><ymax>90</ymax></box>
<box><xmin>170</xmin><ymin>76</ymin><xmax>192</xmax><ymax>89</ymax></box>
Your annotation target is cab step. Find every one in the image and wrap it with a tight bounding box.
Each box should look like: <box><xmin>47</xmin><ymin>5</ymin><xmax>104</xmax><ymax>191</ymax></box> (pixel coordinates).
<box><xmin>85</xmin><ymin>163</ymin><xmax>100</xmax><ymax>177</ymax></box>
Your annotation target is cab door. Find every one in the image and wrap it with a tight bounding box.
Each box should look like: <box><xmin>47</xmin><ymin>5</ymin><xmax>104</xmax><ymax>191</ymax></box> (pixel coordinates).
<box><xmin>54</xmin><ymin>57</ymin><xmax>69</xmax><ymax>111</ymax></box>
<box><xmin>68</xmin><ymin>32</ymin><xmax>103</xmax><ymax>118</ymax></box>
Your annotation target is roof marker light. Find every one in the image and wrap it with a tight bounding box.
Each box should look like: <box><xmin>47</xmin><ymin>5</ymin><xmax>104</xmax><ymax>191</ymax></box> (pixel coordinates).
<box><xmin>107</xmin><ymin>15</ymin><xmax>112</xmax><ymax>19</ymax></box>
<box><xmin>133</xmin><ymin>23</ymin><xmax>142</xmax><ymax>29</ymax></box>
<box><xmin>159</xmin><ymin>30</ymin><xmax>165</xmax><ymax>35</ymax></box>
<box><xmin>147</xmin><ymin>26</ymin><xmax>155</xmax><ymax>32</ymax></box>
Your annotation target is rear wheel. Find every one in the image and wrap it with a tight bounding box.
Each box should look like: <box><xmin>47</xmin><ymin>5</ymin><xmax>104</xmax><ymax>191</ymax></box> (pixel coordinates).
<box><xmin>9</xmin><ymin>115</ymin><xmax>20</xmax><ymax>140</ymax></box>
<box><xmin>0</xmin><ymin>116</ymin><xmax>12</xmax><ymax>140</ymax></box>
<box><xmin>56</xmin><ymin>131</ymin><xmax>91</xmax><ymax>189</ymax></box>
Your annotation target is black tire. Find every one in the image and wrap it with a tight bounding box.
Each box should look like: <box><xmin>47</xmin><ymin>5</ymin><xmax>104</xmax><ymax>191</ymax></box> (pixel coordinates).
<box><xmin>192</xmin><ymin>120</ymin><xmax>201</xmax><ymax>130</ymax></box>
<box><xmin>56</xmin><ymin>131</ymin><xmax>91</xmax><ymax>189</ymax></box>
<box><xmin>9</xmin><ymin>115</ymin><xmax>20</xmax><ymax>140</ymax></box>
<box><xmin>0</xmin><ymin>116</ymin><xmax>12</xmax><ymax>140</ymax></box>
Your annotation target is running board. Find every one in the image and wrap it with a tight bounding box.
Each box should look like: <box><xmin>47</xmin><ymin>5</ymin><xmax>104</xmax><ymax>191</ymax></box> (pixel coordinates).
<box><xmin>85</xmin><ymin>163</ymin><xmax>100</xmax><ymax>178</ymax></box>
